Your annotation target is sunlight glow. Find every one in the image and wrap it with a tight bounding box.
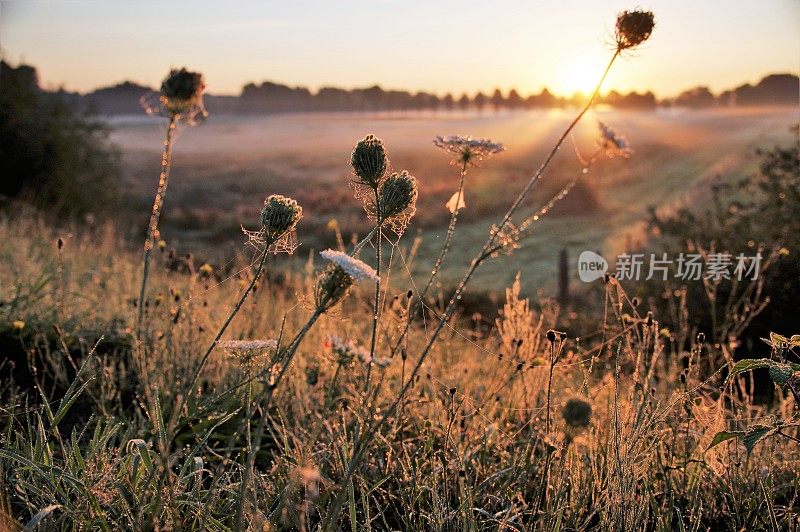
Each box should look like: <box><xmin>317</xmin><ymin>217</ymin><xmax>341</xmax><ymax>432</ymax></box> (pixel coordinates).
<box><xmin>555</xmin><ymin>55</ymin><xmax>606</xmax><ymax>96</ymax></box>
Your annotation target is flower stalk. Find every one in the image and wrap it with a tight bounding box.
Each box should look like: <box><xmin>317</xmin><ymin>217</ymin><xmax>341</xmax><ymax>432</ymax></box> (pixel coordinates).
<box><xmin>323</xmin><ymin>37</ymin><xmax>634</xmax><ymax>529</ymax></box>
<box><xmin>136</xmin><ymin>115</ymin><xmax>177</xmax><ymax>337</ymax></box>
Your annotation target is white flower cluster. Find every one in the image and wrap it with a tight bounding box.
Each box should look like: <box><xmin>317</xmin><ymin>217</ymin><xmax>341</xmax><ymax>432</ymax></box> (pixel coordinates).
<box><xmin>433</xmin><ymin>135</ymin><xmax>505</xmax><ymax>164</ymax></box>
<box><xmin>326</xmin><ymin>335</ymin><xmax>372</xmax><ymax>364</ymax></box>
<box><xmin>219</xmin><ymin>339</ymin><xmax>278</xmax><ymax>356</ymax></box>
<box><xmin>320</xmin><ymin>249</ymin><xmax>379</xmax><ymax>282</ymax></box>
<box><xmin>326</xmin><ymin>335</ymin><xmax>391</xmax><ymax>367</ymax></box>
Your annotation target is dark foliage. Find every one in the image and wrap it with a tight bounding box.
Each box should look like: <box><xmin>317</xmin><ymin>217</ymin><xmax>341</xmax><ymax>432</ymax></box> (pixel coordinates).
<box><xmin>0</xmin><ymin>61</ymin><xmax>120</xmax><ymax>219</ymax></box>
<box><xmin>646</xmin><ymin>141</ymin><xmax>800</xmax><ymax>356</ymax></box>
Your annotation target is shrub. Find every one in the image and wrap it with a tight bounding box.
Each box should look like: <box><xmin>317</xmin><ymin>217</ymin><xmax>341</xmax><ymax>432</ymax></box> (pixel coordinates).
<box><xmin>0</xmin><ymin>61</ymin><xmax>120</xmax><ymax>220</ymax></box>
<box><xmin>646</xmin><ymin>142</ymin><xmax>800</xmax><ymax>357</ymax></box>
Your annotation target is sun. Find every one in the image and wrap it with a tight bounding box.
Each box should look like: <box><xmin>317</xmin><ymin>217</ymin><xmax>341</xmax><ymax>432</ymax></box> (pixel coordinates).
<box><xmin>556</xmin><ymin>55</ymin><xmax>608</xmax><ymax>96</ymax></box>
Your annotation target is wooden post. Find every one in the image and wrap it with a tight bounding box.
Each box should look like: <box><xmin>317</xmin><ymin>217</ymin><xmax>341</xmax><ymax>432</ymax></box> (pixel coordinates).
<box><xmin>558</xmin><ymin>248</ymin><xmax>569</xmax><ymax>308</ymax></box>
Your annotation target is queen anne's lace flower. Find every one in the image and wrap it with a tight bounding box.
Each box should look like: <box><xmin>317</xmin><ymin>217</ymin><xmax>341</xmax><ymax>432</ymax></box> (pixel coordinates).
<box><xmin>325</xmin><ymin>335</ymin><xmax>372</xmax><ymax>365</ymax></box>
<box><xmin>433</xmin><ymin>135</ymin><xmax>504</xmax><ymax>166</ymax></box>
<box><xmin>219</xmin><ymin>339</ymin><xmax>278</xmax><ymax>365</ymax></box>
<box><xmin>319</xmin><ymin>250</ymin><xmax>379</xmax><ymax>282</ymax></box>
<box><xmin>598</xmin><ymin>122</ymin><xmax>632</xmax><ymax>158</ymax></box>
<box><xmin>325</xmin><ymin>336</ymin><xmax>391</xmax><ymax>367</ymax></box>
<box><xmin>219</xmin><ymin>339</ymin><xmax>278</xmax><ymax>352</ymax></box>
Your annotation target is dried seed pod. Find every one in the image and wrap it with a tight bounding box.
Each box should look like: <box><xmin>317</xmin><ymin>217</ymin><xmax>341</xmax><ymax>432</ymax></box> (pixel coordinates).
<box><xmin>160</xmin><ymin>68</ymin><xmax>205</xmax><ymax>113</ymax></box>
<box><xmin>615</xmin><ymin>10</ymin><xmax>655</xmax><ymax>51</ymax></box>
<box><xmin>562</xmin><ymin>396</ymin><xmax>592</xmax><ymax>428</ymax></box>
<box><xmin>350</xmin><ymin>134</ymin><xmax>388</xmax><ymax>188</ymax></box>
<box><xmin>260</xmin><ymin>195</ymin><xmax>303</xmax><ymax>243</ymax></box>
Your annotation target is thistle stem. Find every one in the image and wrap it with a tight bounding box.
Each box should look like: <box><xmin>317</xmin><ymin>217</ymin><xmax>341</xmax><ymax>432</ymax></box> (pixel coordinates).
<box><xmin>136</xmin><ymin>115</ymin><xmax>177</xmax><ymax>338</ymax></box>
<box><xmin>168</xmin><ymin>246</ymin><xmax>270</xmax><ymax>441</ymax></box>
<box><xmin>238</xmin><ymin>308</ymin><xmax>323</xmax><ymax>527</ymax></box>
<box><xmin>365</xmin><ymin>188</ymin><xmax>382</xmax><ymax>391</ymax></box>
<box><xmin>390</xmin><ymin>161</ymin><xmax>468</xmax><ymax>356</ymax></box>
<box><xmin>186</xmin><ymin>247</ymin><xmax>270</xmax><ymax>400</ymax></box>
<box><xmin>322</xmin><ymin>49</ymin><xmax>620</xmax><ymax>530</ymax></box>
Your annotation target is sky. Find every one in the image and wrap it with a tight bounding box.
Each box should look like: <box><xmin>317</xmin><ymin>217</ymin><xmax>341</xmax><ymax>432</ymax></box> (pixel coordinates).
<box><xmin>1</xmin><ymin>0</ymin><xmax>798</xmax><ymax>98</ymax></box>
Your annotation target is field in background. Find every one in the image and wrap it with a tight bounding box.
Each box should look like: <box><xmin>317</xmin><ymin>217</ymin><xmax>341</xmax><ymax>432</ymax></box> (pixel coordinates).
<box><xmin>110</xmin><ymin>106</ymin><xmax>797</xmax><ymax>295</ymax></box>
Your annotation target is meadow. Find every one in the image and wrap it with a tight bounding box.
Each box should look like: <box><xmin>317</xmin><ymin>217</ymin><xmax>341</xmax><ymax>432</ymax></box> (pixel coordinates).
<box><xmin>111</xmin><ymin>106</ymin><xmax>797</xmax><ymax>293</ymax></box>
<box><xmin>2</xmin><ymin>9</ymin><xmax>799</xmax><ymax>531</ymax></box>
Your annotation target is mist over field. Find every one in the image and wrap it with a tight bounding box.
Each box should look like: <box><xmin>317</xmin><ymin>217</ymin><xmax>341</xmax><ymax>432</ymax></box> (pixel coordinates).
<box><xmin>111</xmin><ymin>106</ymin><xmax>798</xmax><ymax>291</ymax></box>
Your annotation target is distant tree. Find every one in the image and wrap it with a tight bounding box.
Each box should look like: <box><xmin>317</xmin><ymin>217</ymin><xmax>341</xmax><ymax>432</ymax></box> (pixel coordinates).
<box><xmin>360</xmin><ymin>85</ymin><xmax>385</xmax><ymax>111</ymax></box>
<box><xmin>84</xmin><ymin>81</ymin><xmax>152</xmax><ymax>114</ymax></box>
<box><xmin>733</xmin><ymin>74</ymin><xmax>799</xmax><ymax>106</ymax></box>
<box><xmin>609</xmin><ymin>90</ymin><xmax>657</xmax><ymax>109</ymax></box>
<box><xmin>413</xmin><ymin>91</ymin><xmax>438</xmax><ymax>110</ymax></box>
<box><xmin>441</xmin><ymin>93</ymin><xmax>454</xmax><ymax>111</ymax></box>
<box><xmin>675</xmin><ymin>86</ymin><xmax>715</xmax><ymax>108</ymax></box>
<box><xmin>317</xmin><ymin>87</ymin><xmax>351</xmax><ymax>111</ymax></box>
<box><xmin>506</xmin><ymin>89</ymin><xmax>523</xmax><ymax>109</ymax></box>
<box><xmin>0</xmin><ymin>61</ymin><xmax>120</xmax><ymax>219</ymax></box>
<box><xmin>526</xmin><ymin>88</ymin><xmax>557</xmax><ymax>108</ymax></box>
<box><xmin>473</xmin><ymin>92</ymin><xmax>487</xmax><ymax>111</ymax></box>
<box><xmin>457</xmin><ymin>93</ymin><xmax>471</xmax><ymax>110</ymax></box>
<box><xmin>490</xmin><ymin>89</ymin><xmax>505</xmax><ymax>112</ymax></box>
<box><xmin>602</xmin><ymin>90</ymin><xmax>623</xmax><ymax>106</ymax></box>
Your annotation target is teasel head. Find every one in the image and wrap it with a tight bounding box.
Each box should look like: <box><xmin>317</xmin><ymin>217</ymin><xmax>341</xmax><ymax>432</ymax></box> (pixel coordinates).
<box><xmin>261</xmin><ymin>194</ymin><xmax>303</xmax><ymax>244</ymax></box>
<box><xmin>377</xmin><ymin>171</ymin><xmax>418</xmax><ymax>235</ymax></box>
<box><xmin>315</xmin><ymin>250</ymin><xmax>378</xmax><ymax>311</ymax></box>
<box><xmin>351</xmin><ymin>134</ymin><xmax>388</xmax><ymax>188</ymax></box>
<box><xmin>615</xmin><ymin>10</ymin><xmax>655</xmax><ymax>51</ymax></box>
<box><xmin>562</xmin><ymin>396</ymin><xmax>593</xmax><ymax>429</ymax></box>
<box><xmin>160</xmin><ymin>68</ymin><xmax>205</xmax><ymax>114</ymax></box>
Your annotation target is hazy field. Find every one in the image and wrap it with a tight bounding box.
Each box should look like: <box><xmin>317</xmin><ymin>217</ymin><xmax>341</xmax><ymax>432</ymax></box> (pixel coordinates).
<box><xmin>110</xmin><ymin>106</ymin><xmax>798</xmax><ymax>294</ymax></box>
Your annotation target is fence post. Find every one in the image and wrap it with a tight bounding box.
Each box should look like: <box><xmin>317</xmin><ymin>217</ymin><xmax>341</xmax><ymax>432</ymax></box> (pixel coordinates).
<box><xmin>558</xmin><ymin>247</ymin><xmax>569</xmax><ymax>308</ymax></box>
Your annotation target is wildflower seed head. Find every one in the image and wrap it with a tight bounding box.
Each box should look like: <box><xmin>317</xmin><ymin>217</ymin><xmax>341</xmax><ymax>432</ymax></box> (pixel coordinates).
<box><xmin>314</xmin><ymin>265</ymin><xmax>355</xmax><ymax>311</ymax></box>
<box><xmin>615</xmin><ymin>10</ymin><xmax>655</xmax><ymax>51</ymax></box>
<box><xmin>160</xmin><ymin>68</ymin><xmax>205</xmax><ymax>114</ymax></box>
<box><xmin>378</xmin><ymin>171</ymin><xmax>418</xmax><ymax>234</ymax></box>
<box><xmin>261</xmin><ymin>194</ymin><xmax>303</xmax><ymax>243</ymax></box>
<box><xmin>319</xmin><ymin>249</ymin><xmax>378</xmax><ymax>282</ymax></box>
<box><xmin>433</xmin><ymin>135</ymin><xmax>504</xmax><ymax>166</ymax></box>
<box><xmin>562</xmin><ymin>396</ymin><xmax>593</xmax><ymax>428</ymax></box>
<box><xmin>305</xmin><ymin>366</ymin><xmax>319</xmax><ymax>386</ymax></box>
<box><xmin>598</xmin><ymin>121</ymin><xmax>632</xmax><ymax>158</ymax></box>
<box><xmin>351</xmin><ymin>134</ymin><xmax>388</xmax><ymax>188</ymax></box>
<box><xmin>379</xmin><ymin>171</ymin><xmax>417</xmax><ymax>218</ymax></box>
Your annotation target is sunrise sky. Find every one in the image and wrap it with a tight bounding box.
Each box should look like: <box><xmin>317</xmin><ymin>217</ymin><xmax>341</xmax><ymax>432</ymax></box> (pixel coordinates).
<box><xmin>1</xmin><ymin>0</ymin><xmax>798</xmax><ymax>98</ymax></box>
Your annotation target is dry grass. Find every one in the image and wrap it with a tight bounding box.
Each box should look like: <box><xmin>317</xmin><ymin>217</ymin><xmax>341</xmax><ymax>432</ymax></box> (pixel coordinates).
<box><xmin>1</xmin><ymin>214</ymin><xmax>797</xmax><ymax>530</ymax></box>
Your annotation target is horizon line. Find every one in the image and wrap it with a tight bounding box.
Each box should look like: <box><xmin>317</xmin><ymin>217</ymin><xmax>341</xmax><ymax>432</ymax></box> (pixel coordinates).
<box><xmin>11</xmin><ymin>58</ymin><xmax>797</xmax><ymax>102</ymax></box>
